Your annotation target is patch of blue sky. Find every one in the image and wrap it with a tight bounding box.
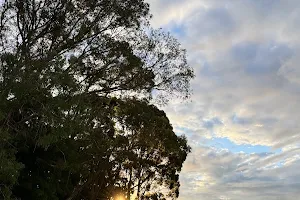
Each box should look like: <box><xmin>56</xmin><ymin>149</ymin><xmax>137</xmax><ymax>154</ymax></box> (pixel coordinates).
<box><xmin>207</xmin><ymin>137</ymin><xmax>282</xmax><ymax>154</ymax></box>
<box><xmin>165</xmin><ymin>23</ymin><xmax>186</xmax><ymax>38</ymax></box>
<box><xmin>174</xmin><ymin>126</ymin><xmax>282</xmax><ymax>154</ymax></box>
<box><xmin>274</xmin><ymin>161</ymin><xmax>285</xmax><ymax>168</ymax></box>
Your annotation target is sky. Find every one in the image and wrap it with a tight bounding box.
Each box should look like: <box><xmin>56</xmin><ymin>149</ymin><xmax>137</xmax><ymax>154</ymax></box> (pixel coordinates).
<box><xmin>145</xmin><ymin>0</ymin><xmax>300</xmax><ymax>199</ymax></box>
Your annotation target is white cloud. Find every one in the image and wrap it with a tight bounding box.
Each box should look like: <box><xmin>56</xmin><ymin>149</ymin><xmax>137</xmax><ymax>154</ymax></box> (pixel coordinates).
<box><xmin>178</xmin><ymin>147</ymin><xmax>300</xmax><ymax>200</ymax></box>
<box><xmin>146</xmin><ymin>0</ymin><xmax>300</xmax><ymax>199</ymax></box>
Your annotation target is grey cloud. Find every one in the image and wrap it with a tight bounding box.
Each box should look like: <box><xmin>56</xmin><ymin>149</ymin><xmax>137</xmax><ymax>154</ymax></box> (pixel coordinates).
<box><xmin>203</xmin><ymin>117</ymin><xmax>223</xmax><ymax>129</ymax></box>
<box><xmin>231</xmin><ymin>42</ymin><xmax>293</xmax><ymax>75</ymax></box>
<box><xmin>187</xmin><ymin>7</ymin><xmax>236</xmax><ymax>37</ymax></box>
<box><xmin>231</xmin><ymin>114</ymin><xmax>253</xmax><ymax>125</ymax></box>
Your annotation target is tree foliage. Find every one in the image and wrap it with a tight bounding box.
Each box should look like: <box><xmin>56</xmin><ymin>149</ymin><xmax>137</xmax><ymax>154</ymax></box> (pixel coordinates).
<box><xmin>0</xmin><ymin>0</ymin><xmax>194</xmax><ymax>199</ymax></box>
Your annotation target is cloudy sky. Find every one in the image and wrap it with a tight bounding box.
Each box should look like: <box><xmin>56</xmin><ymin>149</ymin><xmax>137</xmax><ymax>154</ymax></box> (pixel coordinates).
<box><xmin>145</xmin><ymin>0</ymin><xmax>300</xmax><ymax>199</ymax></box>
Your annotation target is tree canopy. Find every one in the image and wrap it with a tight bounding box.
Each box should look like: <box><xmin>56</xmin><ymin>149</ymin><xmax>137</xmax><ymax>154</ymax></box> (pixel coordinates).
<box><xmin>0</xmin><ymin>0</ymin><xmax>194</xmax><ymax>199</ymax></box>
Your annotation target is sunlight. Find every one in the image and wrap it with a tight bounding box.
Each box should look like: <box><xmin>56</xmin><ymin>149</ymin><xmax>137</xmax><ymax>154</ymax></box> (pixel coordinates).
<box><xmin>115</xmin><ymin>195</ymin><xmax>125</xmax><ymax>200</ymax></box>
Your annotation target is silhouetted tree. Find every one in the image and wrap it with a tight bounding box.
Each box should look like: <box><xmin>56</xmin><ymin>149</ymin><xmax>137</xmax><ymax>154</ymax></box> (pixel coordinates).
<box><xmin>0</xmin><ymin>0</ymin><xmax>194</xmax><ymax>199</ymax></box>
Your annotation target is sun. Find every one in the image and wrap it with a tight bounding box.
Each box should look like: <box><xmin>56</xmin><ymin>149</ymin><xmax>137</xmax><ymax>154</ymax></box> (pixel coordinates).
<box><xmin>115</xmin><ymin>195</ymin><xmax>125</xmax><ymax>200</ymax></box>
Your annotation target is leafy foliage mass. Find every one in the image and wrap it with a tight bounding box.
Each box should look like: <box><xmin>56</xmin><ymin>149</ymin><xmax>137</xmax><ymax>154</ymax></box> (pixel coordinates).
<box><xmin>0</xmin><ymin>0</ymin><xmax>194</xmax><ymax>199</ymax></box>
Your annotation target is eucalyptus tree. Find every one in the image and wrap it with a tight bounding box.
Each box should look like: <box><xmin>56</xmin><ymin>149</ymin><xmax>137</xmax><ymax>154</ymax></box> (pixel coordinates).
<box><xmin>0</xmin><ymin>0</ymin><xmax>194</xmax><ymax>199</ymax></box>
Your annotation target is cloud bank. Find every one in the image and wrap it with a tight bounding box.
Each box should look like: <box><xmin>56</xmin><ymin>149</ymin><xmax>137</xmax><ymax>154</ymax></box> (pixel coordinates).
<box><xmin>146</xmin><ymin>0</ymin><xmax>300</xmax><ymax>199</ymax></box>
